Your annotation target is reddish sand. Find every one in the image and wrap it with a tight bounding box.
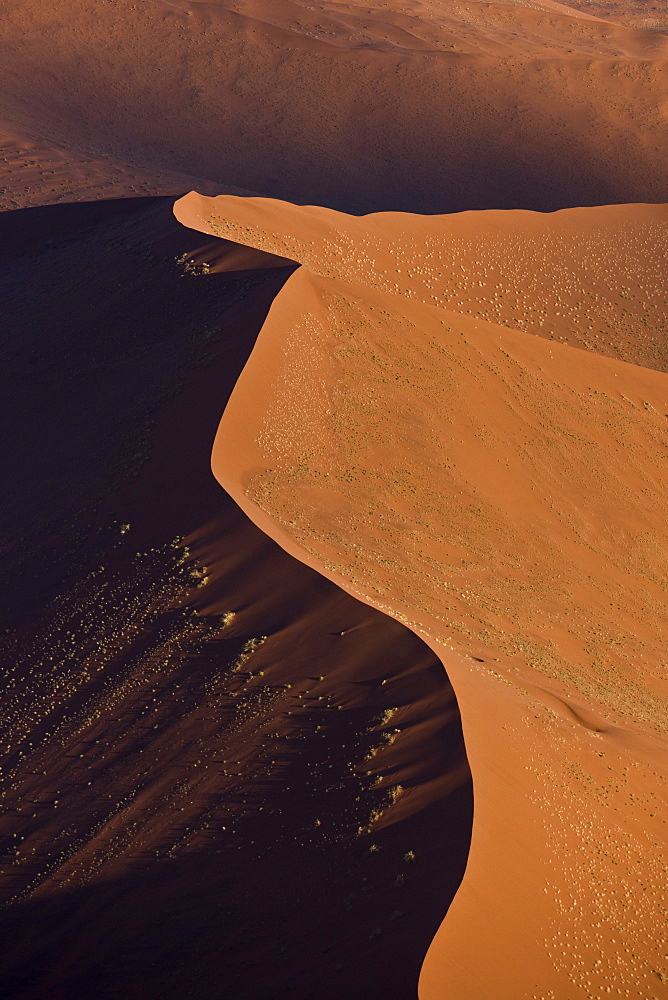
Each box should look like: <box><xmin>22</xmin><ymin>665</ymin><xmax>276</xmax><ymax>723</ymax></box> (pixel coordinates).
<box><xmin>176</xmin><ymin>190</ymin><xmax>668</xmax><ymax>999</ymax></box>
<box><xmin>0</xmin><ymin>127</ymin><xmax>228</xmax><ymax>212</ymax></box>
<box><xmin>566</xmin><ymin>0</ymin><xmax>668</xmax><ymax>30</ymax></box>
<box><xmin>2</xmin><ymin>0</ymin><xmax>666</xmax><ymax>996</ymax></box>
<box><xmin>0</xmin><ymin>198</ymin><xmax>471</xmax><ymax>999</ymax></box>
<box><xmin>2</xmin><ymin>0</ymin><xmax>668</xmax><ymax>214</ymax></box>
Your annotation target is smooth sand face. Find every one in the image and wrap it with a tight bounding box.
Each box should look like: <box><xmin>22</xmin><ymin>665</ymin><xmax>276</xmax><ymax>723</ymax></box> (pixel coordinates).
<box><xmin>2</xmin><ymin>0</ymin><xmax>668</xmax><ymax>213</ymax></box>
<box><xmin>176</xmin><ymin>190</ymin><xmax>668</xmax><ymax>999</ymax></box>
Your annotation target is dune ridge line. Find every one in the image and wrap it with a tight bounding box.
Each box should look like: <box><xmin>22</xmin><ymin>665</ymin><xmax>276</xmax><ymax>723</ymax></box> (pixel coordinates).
<box><xmin>175</xmin><ymin>189</ymin><xmax>668</xmax><ymax>1000</ymax></box>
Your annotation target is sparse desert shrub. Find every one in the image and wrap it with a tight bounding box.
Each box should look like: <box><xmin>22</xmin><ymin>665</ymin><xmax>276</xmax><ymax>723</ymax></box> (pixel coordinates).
<box><xmin>176</xmin><ymin>253</ymin><xmax>211</xmax><ymax>276</ymax></box>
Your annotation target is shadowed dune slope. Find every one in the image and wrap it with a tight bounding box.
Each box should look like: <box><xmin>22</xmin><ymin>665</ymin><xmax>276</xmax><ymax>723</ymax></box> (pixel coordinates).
<box><xmin>2</xmin><ymin>0</ymin><xmax>668</xmax><ymax>213</ymax></box>
<box><xmin>176</xmin><ymin>191</ymin><xmax>668</xmax><ymax>999</ymax></box>
<box><xmin>0</xmin><ymin>198</ymin><xmax>471</xmax><ymax>1000</ymax></box>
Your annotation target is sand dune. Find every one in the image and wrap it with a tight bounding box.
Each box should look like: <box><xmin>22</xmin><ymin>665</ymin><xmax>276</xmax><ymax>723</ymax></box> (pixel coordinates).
<box><xmin>177</xmin><ymin>190</ymin><xmax>668</xmax><ymax>998</ymax></box>
<box><xmin>2</xmin><ymin>0</ymin><xmax>667</xmax><ymax>213</ymax></box>
<box><xmin>2</xmin><ymin>0</ymin><xmax>666</xmax><ymax>994</ymax></box>
<box><xmin>566</xmin><ymin>0</ymin><xmax>668</xmax><ymax>30</ymax></box>
<box><xmin>0</xmin><ymin>198</ymin><xmax>471</xmax><ymax>999</ymax></box>
<box><xmin>177</xmin><ymin>192</ymin><xmax>668</xmax><ymax>369</ymax></box>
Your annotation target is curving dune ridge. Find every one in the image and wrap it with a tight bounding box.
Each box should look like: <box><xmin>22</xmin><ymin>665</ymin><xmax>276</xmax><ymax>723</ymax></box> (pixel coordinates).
<box><xmin>0</xmin><ymin>197</ymin><xmax>473</xmax><ymax>999</ymax></box>
<box><xmin>176</xmin><ymin>190</ymin><xmax>668</xmax><ymax>999</ymax></box>
<box><xmin>2</xmin><ymin>0</ymin><xmax>667</xmax><ymax>994</ymax></box>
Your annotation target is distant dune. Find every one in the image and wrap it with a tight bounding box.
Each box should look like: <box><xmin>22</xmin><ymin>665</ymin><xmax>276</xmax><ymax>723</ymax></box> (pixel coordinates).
<box><xmin>567</xmin><ymin>0</ymin><xmax>668</xmax><ymax>30</ymax></box>
<box><xmin>2</xmin><ymin>0</ymin><xmax>668</xmax><ymax>213</ymax></box>
<box><xmin>0</xmin><ymin>127</ymin><xmax>227</xmax><ymax>212</ymax></box>
<box><xmin>177</xmin><ymin>190</ymin><xmax>668</xmax><ymax>998</ymax></box>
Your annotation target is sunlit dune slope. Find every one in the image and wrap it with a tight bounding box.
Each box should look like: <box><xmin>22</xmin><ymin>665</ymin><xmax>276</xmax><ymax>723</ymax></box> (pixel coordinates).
<box><xmin>177</xmin><ymin>193</ymin><xmax>668</xmax><ymax>370</ymax></box>
<box><xmin>2</xmin><ymin>0</ymin><xmax>667</xmax><ymax>213</ymax></box>
<box><xmin>0</xmin><ymin>198</ymin><xmax>471</xmax><ymax>1000</ymax></box>
<box><xmin>176</xmin><ymin>190</ymin><xmax>668</xmax><ymax>999</ymax></box>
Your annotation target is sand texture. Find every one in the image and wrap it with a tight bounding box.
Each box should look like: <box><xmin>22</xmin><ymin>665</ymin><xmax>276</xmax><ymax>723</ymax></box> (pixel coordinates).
<box><xmin>177</xmin><ymin>190</ymin><xmax>668</xmax><ymax>999</ymax></box>
<box><xmin>2</xmin><ymin>0</ymin><xmax>668</xmax><ymax>214</ymax></box>
<box><xmin>0</xmin><ymin>126</ymin><xmax>228</xmax><ymax>212</ymax></box>
<box><xmin>2</xmin><ymin>0</ymin><xmax>667</xmax><ymax>995</ymax></box>
<box><xmin>0</xmin><ymin>198</ymin><xmax>472</xmax><ymax>999</ymax></box>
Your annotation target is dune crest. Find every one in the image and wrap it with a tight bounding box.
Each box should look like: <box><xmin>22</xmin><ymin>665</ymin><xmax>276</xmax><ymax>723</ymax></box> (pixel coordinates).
<box><xmin>176</xmin><ymin>190</ymin><xmax>668</xmax><ymax>998</ymax></box>
<box><xmin>176</xmin><ymin>192</ymin><xmax>668</xmax><ymax>370</ymax></box>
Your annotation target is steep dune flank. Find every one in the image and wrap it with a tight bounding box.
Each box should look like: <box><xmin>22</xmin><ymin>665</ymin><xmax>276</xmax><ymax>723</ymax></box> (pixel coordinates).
<box><xmin>0</xmin><ymin>198</ymin><xmax>471</xmax><ymax>999</ymax></box>
<box><xmin>176</xmin><ymin>191</ymin><xmax>668</xmax><ymax>998</ymax></box>
<box><xmin>2</xmin><ymin>0</ymin><xmax>667</xmax><ymax>213</ymax></box>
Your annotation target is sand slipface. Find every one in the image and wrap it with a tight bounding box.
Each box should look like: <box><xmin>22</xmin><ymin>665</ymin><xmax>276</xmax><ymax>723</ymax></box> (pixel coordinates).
<box><xmin>176</xmin><ymin>191</ymin><xmax>668</xmax><ymax>999</ymax></box>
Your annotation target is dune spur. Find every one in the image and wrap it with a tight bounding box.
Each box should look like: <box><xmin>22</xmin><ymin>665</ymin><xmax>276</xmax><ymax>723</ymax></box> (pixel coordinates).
<box><xmin>176</xmin><ymin>190</ymin><xmax>668</xmax><ymax>1000</ymax></box>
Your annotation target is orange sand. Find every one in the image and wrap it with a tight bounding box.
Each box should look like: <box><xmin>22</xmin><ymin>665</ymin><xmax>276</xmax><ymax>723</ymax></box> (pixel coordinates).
<box><xmin>0</xmin><ymin>198</ymin><xmax>470</xmax><ymax>998</ymax></box>
<box><xmin>1</xmin><ymin>0</ymin><xmax>666</xmax><ymax>995</ymax></box>
<box><xmin>177</xmin><ymin>190</ymin><xmax>668</xmax><ymax>999</ymax></box>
